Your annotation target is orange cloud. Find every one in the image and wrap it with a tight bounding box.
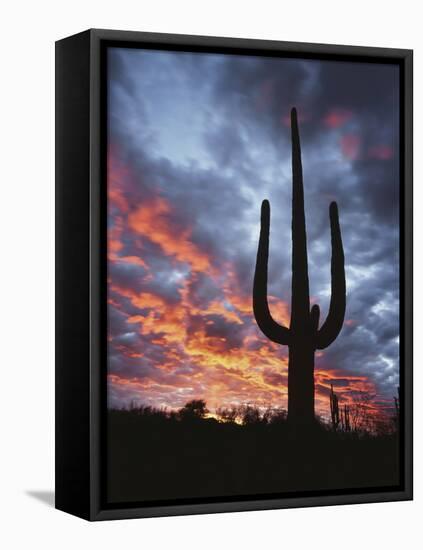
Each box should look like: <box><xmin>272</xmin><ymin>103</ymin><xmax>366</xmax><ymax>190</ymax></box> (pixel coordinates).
<box><xmin>128</xmin><ymin>197</ymin><xmax>211</xmax><ymax>272</ymax></box>
<box><xmin>200</xmin><ymin>300</ymin><xmax>243</xmax><ymax>325</ymax></box>
<box><xmin>115</xmin><ymin>289</ymin><xmax>187</xmax><ymax>344</ymax></box>
<box><xmin>108</xmin><ymin>153</ymin><xmax>130</xmax><ymax>214</ymax></box>
<box><xmin>110</xmin><ymin>271</ymin><xmax>291</xmax><ymax>406</ymax></box>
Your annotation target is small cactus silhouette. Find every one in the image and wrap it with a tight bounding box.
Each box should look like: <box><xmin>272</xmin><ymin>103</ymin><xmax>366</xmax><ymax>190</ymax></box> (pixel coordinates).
<box><xmin>341</xmin><ymin>404</ymin><xmax>351</xmax><ymax>432</ymax></box>
<box><xmin>253</xmin><ymin>107</ymin><xmax>346</xmax><ymax>426</ymax></box>
<box><xmin>330</xmin><ymin>384</ymin><xmax>340</xmax><ymax>431</ymax></box>
<box><xmin>394</xmin><ymin>386</ymin><xmax>400</xmax><ymax>430</ymax></box>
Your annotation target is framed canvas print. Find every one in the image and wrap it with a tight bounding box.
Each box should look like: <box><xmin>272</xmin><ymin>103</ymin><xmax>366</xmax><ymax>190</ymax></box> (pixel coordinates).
<box><xmin>55</xmin><ymin>29</ymin><xmax>413</xmax><ymax>520</ymax></box>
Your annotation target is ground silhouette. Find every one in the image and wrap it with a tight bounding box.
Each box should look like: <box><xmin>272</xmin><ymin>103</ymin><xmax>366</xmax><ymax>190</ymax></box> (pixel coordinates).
<box><xmin>107</xmin><ymin>400</ymin><xmax>399</xmax><ymax>504</ymax></box>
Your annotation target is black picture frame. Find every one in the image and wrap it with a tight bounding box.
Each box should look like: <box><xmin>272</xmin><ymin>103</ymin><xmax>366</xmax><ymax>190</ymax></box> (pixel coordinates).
<box><xmin>55</xmin><ymin>28</ymin><xmax>413</xmax><ymax>521</ymax></box>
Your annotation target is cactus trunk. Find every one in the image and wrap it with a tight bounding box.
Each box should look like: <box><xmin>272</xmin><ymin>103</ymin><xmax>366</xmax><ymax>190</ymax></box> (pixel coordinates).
<box><xmin>253</xmin><ymin>107</ymin><xmax>346</xmax><ymax>427</ymax></box>
<box><xmin>288</xmin><ymin>344</ymin><xmax>315</xmax><ymax>423</ymax></box>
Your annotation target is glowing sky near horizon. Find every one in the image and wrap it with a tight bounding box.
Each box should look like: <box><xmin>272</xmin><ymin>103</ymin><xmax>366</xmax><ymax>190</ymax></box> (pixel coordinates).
<box><xmin>107</xmin><ymin>47</ymin><xmax>400</xmax><ymax>419</ymax></box>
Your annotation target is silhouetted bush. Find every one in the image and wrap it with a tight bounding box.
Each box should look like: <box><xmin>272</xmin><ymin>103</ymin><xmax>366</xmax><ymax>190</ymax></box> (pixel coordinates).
<box><xmin>178</xmin><ymin>399</ymin><xmax>208</xmax><ymax>421</ymax></box>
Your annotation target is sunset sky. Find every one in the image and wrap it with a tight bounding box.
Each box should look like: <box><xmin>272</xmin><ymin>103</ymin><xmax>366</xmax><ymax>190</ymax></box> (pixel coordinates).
<box><xmin>107</xmin><ymin>46</ymin><xmax>400</xmax><ymax>419</ymax></box>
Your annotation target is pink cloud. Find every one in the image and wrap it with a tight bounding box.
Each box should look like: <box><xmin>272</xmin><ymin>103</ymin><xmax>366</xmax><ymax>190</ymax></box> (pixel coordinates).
<box><xmin>368</xmin><ymin>145</ymin><xmax>393</xmax><ymax>160</ymax></box>
<box><xmin>323</xmin><ymin>108</ymin><xmax>353</xmax><ymax>129</ymax></box>
<box><xmin>340</xmin><ymin>134</ymin><xmax>361</xmax><ymax>160</ymax></box>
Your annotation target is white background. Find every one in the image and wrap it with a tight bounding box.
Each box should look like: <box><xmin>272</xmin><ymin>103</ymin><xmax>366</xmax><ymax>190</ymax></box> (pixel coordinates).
<box><xmin>0</xmin><ymin>1</ymin><xmax>420</xmax><ymax>548</ymax></box>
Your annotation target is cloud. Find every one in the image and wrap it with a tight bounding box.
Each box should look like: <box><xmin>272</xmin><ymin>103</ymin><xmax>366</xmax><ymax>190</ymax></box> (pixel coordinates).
<box><xmin>323</xmin><ymin>108</ymin><xmax>353</xmax><ymax>129</ymax></box>
<box><xmin>128</xmin><ymin>196</ymin><xmax>212</xmax><ymax>272</ymax></box>
<box><xmin>106</xmin><ymin>47</ymin><xmax>400</xmax><ymax>419</ymax></box>
<box><xmin>340</xmin><ymin>134</ymin><xmax>361</xmax><ymax>160</ymax></box>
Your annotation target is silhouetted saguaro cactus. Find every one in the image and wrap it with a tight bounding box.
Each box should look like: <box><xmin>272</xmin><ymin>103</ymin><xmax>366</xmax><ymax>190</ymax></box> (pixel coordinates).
<box><xmin>253</xmin><ymin>107</ymin><xmax>346</xmax><ymax>426</ymax></box>
<box><xmin>394</xmin><ymin>386</ymin><xmax>400</xmax><ymax>431</ymax></box>
<box><xmin>330</xmin><ymin>384</ymin><xmax>340</xmax><ymax>431</ymax></box>
<box><xmin>341</xmin><ymin>404</ymin><xmax>351</xmax><ymax>432</ymax></box>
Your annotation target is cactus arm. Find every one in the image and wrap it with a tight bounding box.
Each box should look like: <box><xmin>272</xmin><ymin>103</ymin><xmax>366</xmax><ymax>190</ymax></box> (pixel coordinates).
<box><xmin>253</xmin><ymin>199</ymin><xmax>291</xmax><ymax>346</ymax></box>
<box><xmin>316</xmin><ymin>201</ymin><xmax>346</xmax><ymax>350</ymax></box>
<box><xmin>310</xmin><ymin>304</ymin><xmax>320</xmax><ymax>332</ymax></box>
